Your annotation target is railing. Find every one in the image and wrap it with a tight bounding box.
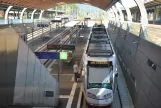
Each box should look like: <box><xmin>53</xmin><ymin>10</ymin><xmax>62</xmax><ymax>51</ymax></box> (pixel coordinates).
<box><xmin>121</xmin><ymin>22</ymin><xmax>127</xmax><ymax>31</ymax></box>
<box><xmin>130</xmin><ymin>23</ymin><xmax>141</xmax><ymax>36</ymax></box>
<box><xmin>109</xmin><ymin>20</ymin><xmax>161</xmax><ymax>47</ymax></box>
<box><xmin>0</xmin><ymin>19</ymin><xmax>54</xmax><ymax>25</ymax></box>
<box><xmin>147</xmin><ymin>25</ymin><xmax>161</xmax><ymax>46</ymax></box>
<box><xmin>12</xmin><ymin>21</ymin><xmax>56</xmax><ymax>43</ymax></box>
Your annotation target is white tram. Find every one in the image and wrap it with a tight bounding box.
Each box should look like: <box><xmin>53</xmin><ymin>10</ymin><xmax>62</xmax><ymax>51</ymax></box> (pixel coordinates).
<box><xmin>82</xmin><ymin>24</ymin><xmax>118</xmax><ymax>107</ymax></box>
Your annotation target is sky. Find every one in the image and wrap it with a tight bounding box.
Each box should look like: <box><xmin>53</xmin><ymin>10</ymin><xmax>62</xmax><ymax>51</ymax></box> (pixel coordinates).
<box><xmin>76</xmin><ymin>4</ymin><xmax>103</xmax><ymax>12</ymax></box>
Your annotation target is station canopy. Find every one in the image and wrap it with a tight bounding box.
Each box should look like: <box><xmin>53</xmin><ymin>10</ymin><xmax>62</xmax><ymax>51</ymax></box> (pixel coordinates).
<box><xmin>1</xmin><ymin>0</ymin><xmax>118</xmax><ymax>10</ymax></box>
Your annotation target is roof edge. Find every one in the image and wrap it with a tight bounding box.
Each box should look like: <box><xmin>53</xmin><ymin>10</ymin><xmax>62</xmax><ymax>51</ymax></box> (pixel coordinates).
<box><xmin>105</xmin><ymin>0</ymin><xmax>118</xmax><ymax>10</ymax></box>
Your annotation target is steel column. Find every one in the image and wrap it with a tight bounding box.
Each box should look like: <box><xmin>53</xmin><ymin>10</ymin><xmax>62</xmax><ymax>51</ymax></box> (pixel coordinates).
<box><xmin>107</xmin><ymin>10</ymin><xmax>112</xmax><ymax>20</ymax></box>
<box><xmin>109</xmin><ymin>8</ymin><xmax>116</xmax><ymax>21</ymax></box>
<box><xmin>31</xmin><ymin>9</ymin><xmax>37</xmax><ymax>22</ymax></box>
<box><xmin>110</xmin><ymin>9</ymin><xmax>116</xmax><ymax>25</ymax></box>
<box><xmin>20</xmin><ymin>8</ymin><xmax>27</xmax><ymax>23</ymax></box>
<box><xmin>115</xmin><ymin>4</ymin><xmax>124</xmax><ymax>21</ymax></box>
<box><xmin>5</xmin><ymin>6</ymin><xmax>13</xmax><ymax>24</ymax></box>
<box><xmin>39</xmin><ymin>10</ymin><xmax>44</xmax><ymax>21</ymax></box>
<box><xmin>112</xmin><ymin>6</ymin><xmax>119</xmax><ymax>21</ymax></box>
<box><xmin>134</xmin><ymin>0</ymin><xmax>148</xmax><ymax>39</ymax></box>
<box><xmin>119</xmin><ymin>0</ymin><xmax>132</xmax><ymax>34</ymax></box>
<box><xmin>107</xmin><ymin>10</ymin><xmax>114</xmax><ymax>20</ymax></box>
<box><xmin>134</xmin><ymin>0</ymin><xmax>148</xmax><ymax>25</ymax></box>
<box><xmin>119</xmin><ymin>0</ymin><xmax>132</xmax><ymax>22</ymax></box>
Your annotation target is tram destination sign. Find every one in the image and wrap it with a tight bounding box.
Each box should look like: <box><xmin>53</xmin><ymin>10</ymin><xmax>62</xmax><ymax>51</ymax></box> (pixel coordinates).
<box><xmin>88</xmin><ymin>61</ymin><xmax>112</xmax><ymax>67</ymax></box>
<box><xmin>90</xmin><ymin>61</ymin><xmax>109</xmax><ymax>65</ymax></box>
<box><xmin>47</xmin><ymin>44</ymin><xmax>75</xmax><ymax>50</ymax></box>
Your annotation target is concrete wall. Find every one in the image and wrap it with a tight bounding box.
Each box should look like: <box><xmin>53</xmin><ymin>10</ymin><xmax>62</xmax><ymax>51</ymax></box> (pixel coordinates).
<box><xmin>108</xmin><ymin>21</ymin><xmax>161</xmax><ymax>108</ymax></box>
<box><xmin>0</xmin><ymin>26</ymin><xmax>58</xmax><ymax>107</ymax></box>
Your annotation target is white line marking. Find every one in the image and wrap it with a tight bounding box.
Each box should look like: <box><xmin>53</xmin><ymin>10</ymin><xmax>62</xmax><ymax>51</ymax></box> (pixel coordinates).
<box><xmin>77</xmin><ymin>85</ymin><xmax>82</xmax><ymax>108</ymax></box>
<box><xmin>71</xmin><ymin>77</ymin><xmax>74</xmax><ymax>82</ymax></box>
<box><xmin>52</xmin><ymin>74</ymin><xmax>73</xmax><ymax>76</ymax></box>
<box><xmin>47</xmin><ymin>68</ymin><xmax>52</xmax><ymax>72</ymax></box>
<box><xmin>59</xmin><ymin>95</ymin><xmax>70</xmax><ymax>99</ymax></box>
<box><xmin>66</xmin><ymin>82</ymin><xmax>77</xmax><ymax>108</ymax></box>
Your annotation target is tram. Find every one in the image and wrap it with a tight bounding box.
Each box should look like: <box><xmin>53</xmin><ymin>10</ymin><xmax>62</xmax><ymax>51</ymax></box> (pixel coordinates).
<box><xmin>82</xmin><ymin>24</ymin><xmax>118</xmax><ymax>107</ymax></box>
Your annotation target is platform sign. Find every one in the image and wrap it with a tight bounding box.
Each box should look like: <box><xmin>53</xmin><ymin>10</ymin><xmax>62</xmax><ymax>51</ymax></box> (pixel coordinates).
<box><xmin>47</xmin><ymin>44</ymin><xmax>75</xmax><ymax>50</ymax></box>
<box><xmin>35</xmin><ymin>52</ymin><xmax>58</xmax><ymax>59</ymax></box>
<box><xmin>60</xmin><ymin>52</ymin><xmax>68</xmax><ymax>60</ymax></box>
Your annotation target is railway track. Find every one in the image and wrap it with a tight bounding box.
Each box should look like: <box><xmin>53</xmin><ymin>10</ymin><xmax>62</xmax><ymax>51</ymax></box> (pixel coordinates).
<box><xmin>12</xmin><ymin>23</ymin><xmax>56</xmax><ymax>42</ymax></box>
<box><xmin>34</xmin><ymin>26</ymin><xmax>80</xmax><ymax>65</ymax></box>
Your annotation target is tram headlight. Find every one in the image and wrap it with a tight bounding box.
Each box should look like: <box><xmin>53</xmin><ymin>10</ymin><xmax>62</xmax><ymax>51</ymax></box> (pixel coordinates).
<box><xmin>87</xmin><ymin>92</ymin><xmax>97</xmax><ymax>99</ymax></box>
<box><xmin>103</xmin><ymin>93</ymin><xmax>112</xmax><ymax>99</ymax></box>
<box><xmin>106</xmin><ymin>79</ymin><xmax>110</xmax><ymax>84</ymax></box>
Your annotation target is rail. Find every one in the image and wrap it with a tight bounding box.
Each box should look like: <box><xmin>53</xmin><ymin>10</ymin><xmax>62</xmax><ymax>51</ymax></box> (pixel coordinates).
<box><xmin>35</xmin><ymin>26</ymin><xmax>79</xmax><ymax>65</ymax></box>
<box><xmin>12</xmin><ymin>23</ymin><xmax>56</xmax><ymax>43</ymax></box>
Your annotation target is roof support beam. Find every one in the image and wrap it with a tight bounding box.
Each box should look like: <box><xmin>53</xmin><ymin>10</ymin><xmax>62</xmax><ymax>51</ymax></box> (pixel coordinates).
<box><xmin>20</xmin><ymin>8</ymin><xmax>27</xmax><ymax>23</ymax></box>
<box><xmin>31</xmin><ymin>9</ymin><xmax>37</xmax><ymax>21</ymax></box>
<box><xmin>5</xmin><ymin>6</ymin><xmax>13</xmax><ymax>24</ymax></box>
<box><xmin>119</xmin><ymin>0</ymin><xmax>132</xmax><ymax>22</ymax></box>
<box><xmin>115</xmin><ymin>4</ymin><xmax>124</xmax><ymax>21</ymax></box>
<box><xmin>109</xmin><ymin>8</ymin><xmax>116</xmax><ymax>20</ymax></box>
<box><xmin>107</xmin><ymin>10</ymin><xmax>114</xmax><ymax>20</ymax></box>
<box><xmin>39</xmin><ymin>10</ymin><xmax>44</xmax><ymax>21</ymax></box>
<box><xmin>111</xmin><ymin>6</ymin><xmax>119</xmax><ymax>21</ymax></box>
<box><xmin>134</xmin><ymin>0</ymin><xmax>148</xmax><ymax>25</ymax></box>
<box><xmin>134</xmin><ymin>0</ymin><xmax>148</xmax><ymax>39</ymax></box>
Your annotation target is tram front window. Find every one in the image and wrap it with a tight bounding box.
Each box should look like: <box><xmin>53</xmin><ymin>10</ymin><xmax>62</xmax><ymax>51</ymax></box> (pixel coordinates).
<box><xmin>88</xmin><ymin>83</ymin><xmax>112</xmax><ymax>89</ymax></box>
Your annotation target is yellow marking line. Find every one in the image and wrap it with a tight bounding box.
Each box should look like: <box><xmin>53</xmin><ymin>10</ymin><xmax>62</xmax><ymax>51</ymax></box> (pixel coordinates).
<box><xmin>66</xmin><ymin>82</ymin><xmax>77</xmax><ymax>108</ymax></box>
<box><xmin>59</xmin><ymin>95</ymin><xmax>70</xmax><ymax>99</ymax></box>
<box><xmin>52</xmin><ymin>74</ymin><xmax>73</xmax><ymax>76</ymax></box>
<box><xmin>77</xmin><ymin>85</ymin><xmax>82</xmax><ymax>108</ymax></box>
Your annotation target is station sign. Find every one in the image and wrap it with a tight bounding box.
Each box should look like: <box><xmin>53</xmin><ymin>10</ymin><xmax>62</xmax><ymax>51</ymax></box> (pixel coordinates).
<box><xmin>37</xmin><ymin>24</ymin><xmax>49</xmax><ymax>27</ymax></box>
<box><xmin>47</xmin><ymin>44</ymin><xmax>75</xmax><ymax>50</ymax></box>
<box><xmin>35</xmin><ymin>52</ymin><xmax>59</xmax><ymax>59</ymax></box>
<box><xmin>59</xmin><ymin>52</ymin><xmax>68</xmax><ymax>60</ymax></box>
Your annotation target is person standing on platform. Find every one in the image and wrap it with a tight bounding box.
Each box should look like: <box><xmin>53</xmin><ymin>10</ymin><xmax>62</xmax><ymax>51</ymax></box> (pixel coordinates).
<box><xmin>73</xmin><ymin>62</ymin><xmax>78</xmax><ymax>82</ymax></box>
